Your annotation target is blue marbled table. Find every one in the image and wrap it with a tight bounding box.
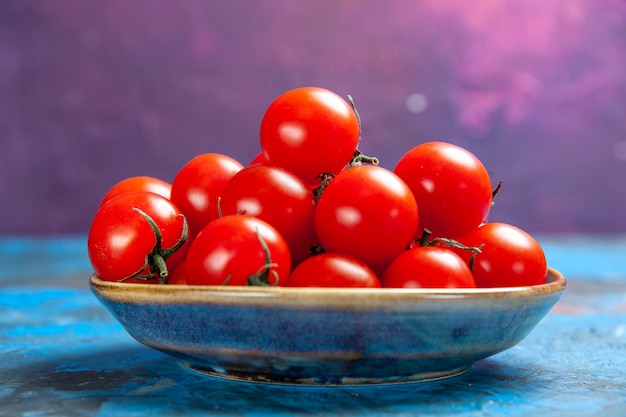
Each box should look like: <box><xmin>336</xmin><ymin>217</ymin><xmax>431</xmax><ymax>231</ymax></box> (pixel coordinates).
<box><xmin>1</xmin><ymin>236</ymin><xmax>625</xmax><ymax>416</ymax></box>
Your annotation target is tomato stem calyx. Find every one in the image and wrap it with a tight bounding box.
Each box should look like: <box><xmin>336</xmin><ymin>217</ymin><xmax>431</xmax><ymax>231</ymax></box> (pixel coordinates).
<box><xmin>346</xmin><ymin>94</ymin><xmax>380</xmax><ymax>167</ymax></box>
<box><xmin>492</xmin><ymin>180</ymin><xmax>503</xmax><ymax>202</ymax></box>
<box><xmin>312</xmin><ymin>172</ymin><xmax>336</xmax><ymax>202</ymax></box>
<box><xmin>119</xmin><ymin>208</ymin><xmax>189</xmax><ymax>284</ymax></box>
<box><xmin>350</xmin><ymin>149</ymin><xmax>380</xmax><ymax>167</ymax></box>
<box><xmin>247</xmin><ymin>227</ymin><xmax>280</xmax><ymax>286</ymax></box>
<box><xmin>417</xmin><ymin>229</ymin><xmax>484</xmax><ymax>271</ymax></box>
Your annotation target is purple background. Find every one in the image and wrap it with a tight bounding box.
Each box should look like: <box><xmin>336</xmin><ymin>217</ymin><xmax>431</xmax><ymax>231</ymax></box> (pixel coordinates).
<box><xmin>1</xmin><ymin>0</ymin><xmax>625</xmax><ymax>235</ymax></box>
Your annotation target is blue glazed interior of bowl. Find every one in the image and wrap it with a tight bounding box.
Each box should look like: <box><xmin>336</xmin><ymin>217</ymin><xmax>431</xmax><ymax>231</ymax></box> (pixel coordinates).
<box><xmin>90</xmin><ymin>268</ymin><xmax>566</xmax><ymax>385</ymax></box>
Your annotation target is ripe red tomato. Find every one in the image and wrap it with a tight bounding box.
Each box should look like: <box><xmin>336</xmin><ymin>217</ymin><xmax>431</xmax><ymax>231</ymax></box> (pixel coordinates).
<box><xmin>393</xmin><ymin>142</ymin><xmax>492</xmax><ymax>239</ymax></box>
<box><xmin>285</xmin><ymin>253</ymin><xmax>380</xmax><ymax>288</ymax></box>
<box><xmin>99</xmin><ymin>176</ymin><xmax>171</xmax><ymax>207</ymax></box>
<box><xmin>248</xmin><ymin>151</ymin><xmax>268</xmax><ymax>166</ymax></box>
<box><xmin>260</xmin><ymin>87</ymin><xmax>361</xmax><ymax>185</ymax></box>
<box><xmin>314</xmin><ymin>165</ymin><xmax>419</xmax><ymax>268</ymax></box>
<box><xmin>454</xmin><ymin>222</ymin><xmax>547</xmax><ymax>287</ymax></box>
<box><xmin>381</xmin><ymin>246</ymin><xmax>476</xmax><ymax>288</ymax></box>
<box><xmin>168</xmin><ymin>260</ymin><xmax>188</xmax><ymax>285</ymax></box>
<box><xmin>219</xmin><ymin>165</ymin><xmax>317</xmax><ymax>264</ymax></box>
<box><xmin>185</xmin><ymin>215</ymin><xmax>291</xmax><ymax>286</ymax></box>
<box><xmin>170</xmin><ymin>153</ymin><xmax>243</xmax><ymax>238</ymax></box>
<box><xmin>88</xmin><ymin>191</ymin><xmax>189</xmax><ymax>283</ymax></box>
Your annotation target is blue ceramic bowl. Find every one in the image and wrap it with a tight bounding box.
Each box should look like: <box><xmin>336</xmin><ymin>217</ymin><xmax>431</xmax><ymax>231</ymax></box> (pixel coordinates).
<box><xmin>90</xmin><ymin>268</ymin><xmax>566</xmax><ymax>385</ymax></box>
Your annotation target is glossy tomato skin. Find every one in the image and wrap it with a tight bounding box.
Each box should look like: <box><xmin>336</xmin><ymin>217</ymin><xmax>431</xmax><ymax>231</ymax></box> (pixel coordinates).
<box><xmin>185</xmin><ymin>215</ymin><xmax>291</xmax><ymax>286</ymax></box>
<box><xmin>314</xmin><ymin>165</ymin><xmax>419</xmax><ymax>268</ymax></box>
<box><xmin>454</xmin><ymin>223</ymin><xmax>547</xmax><ymax>287</ymax></box>
<box><xmin>285</xmin><ymin>253</ymin><xmax>381</xmax><ymax>288</ymax></box>
<box><xmin>219</xmin><ymin>165</ymin><xmax>317</xmax><ymax>264</ymax></box>
<box><xmin>248</xmin><ymin>151</ymin><xmax>268</xmax><ymax>166</ymax></box>
<box><xmin>170</xmin><ymin>153</ymin><xmax>243</xmax><ymax>239</ymax></box>
<box><xmin>168</xmin><ymin>260</ymin><xmax>188</xmax><ymax>285</ymax></box>
<box><xmin>99</xmin><ymin>176</ymin><xmax>171</xmax><ymax>207</ymax></box>
<box><xmin>88</xmin><ymin>191</ymin><xmax>189</xmax><ymax>282</ymax></box>
<box><xmin>394</xmin><ymin>141</ymin><xmax>492</xmax><ymax>239</ymax></box>
<box><xmin>381</xmin><ymin>246</ymin><xmax>476</xmax><ymax>288</ymax></box>
<box><xmin>260</xmin><ymin>87</ymin><xmax>360</xmax><ymax>185</ymax></box>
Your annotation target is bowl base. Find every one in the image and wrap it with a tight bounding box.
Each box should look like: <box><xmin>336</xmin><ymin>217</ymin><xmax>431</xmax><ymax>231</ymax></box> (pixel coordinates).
<box><xmin>181</xmin><ymin>362</ymin><xmax>471</xmax><ymax>386</ymax></box>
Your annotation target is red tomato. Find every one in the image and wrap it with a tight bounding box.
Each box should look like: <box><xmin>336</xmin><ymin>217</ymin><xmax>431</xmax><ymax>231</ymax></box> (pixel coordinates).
<box><xmin>219</xmin><ymin>165</ymin><xmax>317</xmax><ymax>264</ymax></box>
<box><xmin>260</xmin><ymin>87</ymin><xmax>360</xmax><ymax>184</ymax></box>
<box><xmin>454</xmin><ymin>223</ymin><xmax>547</xmax><ymax>287</ymax></box>
<box><xmin>185</xmin><ymin>215</ymin><xmax>291</xmax><ymax>286</ymax></box>
<box><xmin>285</xmin><ymin>253</ymin><xmax>381</xmax><ymax>288</ymax></box>
<box><xmin>99</xmin><ymin>176</ymin><xmax>171</xmax><ymax>207</ymax></box>
<box><xmin>170</xmin><ymin>153</ymin><xmax>243</xmax><ymax>238</ymax></box>
<box><xmin>168</xmin><ymin>260</ymin><xmax>188</xmax><ymax>285</ymax></box>
<box><xmin>314</xmin><ymin>165</ymin><xmax>419</xmax><ymax>268</ymax></box>
<box><xmin>88</xmin><ymin>191</ymin><xmax>189</xmax><ymax>283</ymax></box>
<box><xmin>393</xmin><ymin>142</ymin><xmax>492</xmax><ymax>239</ymax></box>
<box><xmin>381</xmin><ymin>246</ymin><xmax>476</xmax><ymax>288</ymax></box>
<box><xmin>248</xmin><ymin>151</ymin><xmax>268</xmax><ymax>166</ymax></box>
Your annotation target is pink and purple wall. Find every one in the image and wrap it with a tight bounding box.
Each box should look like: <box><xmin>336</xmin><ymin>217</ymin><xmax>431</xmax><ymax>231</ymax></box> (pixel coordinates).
<box><xmin>2</xmin><ymin>0</ymin><xmax>625</xmax><ymax>235</ymax></box>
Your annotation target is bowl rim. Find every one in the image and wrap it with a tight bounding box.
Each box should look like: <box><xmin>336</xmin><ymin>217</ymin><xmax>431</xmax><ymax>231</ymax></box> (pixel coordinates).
<box><xmin>90</xmin><ymin>267</ymin><xmax>567</xmax><ymax>309</ymax></box>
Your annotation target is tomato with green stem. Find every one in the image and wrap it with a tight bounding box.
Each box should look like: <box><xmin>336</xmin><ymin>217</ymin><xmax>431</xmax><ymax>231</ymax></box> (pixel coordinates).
<box><xmin>453</xmin><ymin>222</ymin><xmax>547</xmax><ymax>287</ymax></box>
<box><xmin>219</xmin><ymin>164</ymin><xmax>317</xmax><ymax>265</ymax></box>
<box><xmin>185</xmin><ymin>215</ymin><xmax>291</xmax><ymax>286</ymax></box>
<box><xmin>88</xmin><ymin>191</ymin><xmax>189</xmax><ymax>283</ymax></box>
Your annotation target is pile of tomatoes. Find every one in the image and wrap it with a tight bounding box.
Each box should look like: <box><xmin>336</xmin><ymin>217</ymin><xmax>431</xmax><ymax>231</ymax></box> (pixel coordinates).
<box><xmin>88</xmin><ymin>86</ymin><xmax>548</xmax><ymax>289</ymax></box>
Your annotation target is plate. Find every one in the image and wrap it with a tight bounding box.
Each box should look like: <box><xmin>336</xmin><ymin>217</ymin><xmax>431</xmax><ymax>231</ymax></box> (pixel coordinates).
<box><xmin>90</xmin><ymin>268</ymin><xmax>566</xmax><ymax>385</ymax></box>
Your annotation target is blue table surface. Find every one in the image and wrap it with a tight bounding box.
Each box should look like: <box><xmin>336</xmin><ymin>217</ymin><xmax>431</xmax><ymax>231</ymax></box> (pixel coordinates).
<box><xmin>1</xmin><ymin>235</ymin><xmax>625</xmax><ymax>417</ymax></box>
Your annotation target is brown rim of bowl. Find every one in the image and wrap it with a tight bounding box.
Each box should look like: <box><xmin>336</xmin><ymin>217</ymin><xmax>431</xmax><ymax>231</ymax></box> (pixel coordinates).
<box><xmin>89</xmin><ymin>267</ymin><xmax>566</xmax><ymax>309</ymax></box>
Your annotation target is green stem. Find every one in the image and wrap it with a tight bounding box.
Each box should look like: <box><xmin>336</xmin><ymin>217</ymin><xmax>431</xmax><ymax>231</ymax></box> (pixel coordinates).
<box><xmin>151</xmin><ymin>253</ymin><xmax>169</xmax><ymax>284</ymax></box>
<box><xmin>350</xmin><ymin>149</ymin><xmax>380</xmax><ymax>166</ymax></box>
<box><xmin>492</xmin><ymin>180</ymin><xmax>503</xmax><ymax>200</ymax></box>
<box><xmin>247</xmin><ymin>227</ymin><xmax>279</xmax><ymax>286</ymax></box>
<box><xmin>129</xmin><ymin>207</ymin><xmax>189</xmax><ymax>284</ymax></box>
<box><xmin>161</xmin><ymin>214</ymin><xmax>189</xmax><ymax>258</ymax></box>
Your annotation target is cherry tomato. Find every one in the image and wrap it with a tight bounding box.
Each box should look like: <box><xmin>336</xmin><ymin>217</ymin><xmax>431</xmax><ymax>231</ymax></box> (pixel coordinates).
<box><xmin>185</xmin><ymin>215</ymin><xmax>291</xmax><ymax>286</ymax></box>
<box><xmin>260</xmin><ymin>87</ymin><xmax>360</xmax><ymax>184</ymax></box>
<box><xmin>249</xmin><ymin>151</ymin><xmax>268</xmax><ymax>166</ymax></box>
<box><xmin>219</xmin><ymin>165</ymin><xmax>317</xmax><ymax>264</ymax></box>
<box><xmin>168</xmin><ymin>260</ymin><xmax>188</xmax><ymax>285</ymax></box>
<box><xmin>381</xmin><ymin>246</ymin><xmax>476</xmax><ymax>288</ymax></box>
<box><xmin>314</xmin><ymin>165</ymin><xmax>419</xmax><ymax>268</ymax></box>
<box><xmin>88</xmin><ymin>191</ymin><xmax>189</xmax><ymax>283</ymax></box>
<box><xmin>285</xmin><ymin>253</ymin><xmax>381</xmax><ymax>288</ymax></box>
<box><xmin>454</xmin><ymin>223</ymin><xmax>547</xmax><ymax>287</ymax></box>
<box><xmin>393</xmin><ymin>141</ymin><xmax>492</xmax><ymax>239</ymax></box>
<box><xmin>170</xmin><ymin>153</ymin><xmax>243</xmax><ymax>238</ymax></box>
<box><xmin>99</xmin><ymin>176</ymin><xmax>171</xmax><ymax>207</ymax></box>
